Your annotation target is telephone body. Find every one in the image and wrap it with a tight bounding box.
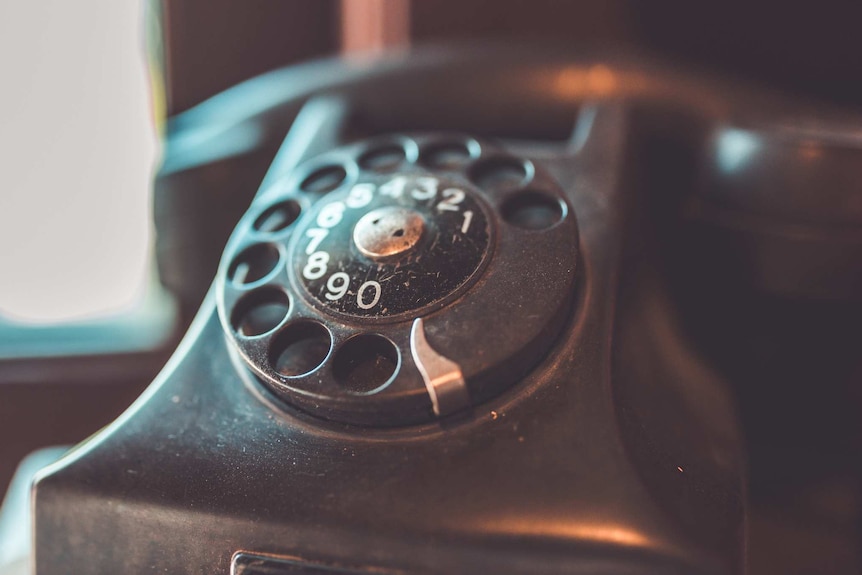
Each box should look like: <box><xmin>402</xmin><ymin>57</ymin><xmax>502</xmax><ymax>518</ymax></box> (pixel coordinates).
<box><xmin>32</xmin><ymin>46</ymin><xmax>862</xmax><ymax>574</ymax></box>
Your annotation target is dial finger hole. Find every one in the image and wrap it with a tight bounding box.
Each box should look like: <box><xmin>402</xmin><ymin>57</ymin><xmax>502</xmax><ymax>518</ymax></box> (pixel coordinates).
<box><xmin>228</xmin><ymin>243</ymin><xmax>281</xmax><ymax>286</ymax></box>
<box><xmin>270</xmin><ymin>321</ymin><xmax>332</xmax><ymax>378</ymax></box>
<box><xmin>253</xmin><ymin>200</ymin><xmax>301</xmax><ymax>233</ymax></box>
<box><xmin>420</xmin><ymin>141</ymin><xmax>474</xmax><ymax>170</ymax></box>
<box><xmin>231</xmin><ymin>288</ymin><xmax>290</xmax><ymax>337</ymax></box>
<box><xmin>333</xmin><ymin>334</ymin><xmax>399</xmax><ymax>394</ymax></box>
<box><xmin>470</xmin><ymin>157</ymin><xmax>529</xmax><ymax>192</ymax></box>
<box><xmin>359</xmin><ymin>144</ymin><xmax>406</xmax><ymax>172</ymax></box>
<box><xmin>300</xmin><ymin>164</ymin><xmax>347</xmax><ymax>194</ymax></box>
<box><xmin>501</xmin><ymin>190</ymin><xmax>565</xmax><ymax>230</ymax></box>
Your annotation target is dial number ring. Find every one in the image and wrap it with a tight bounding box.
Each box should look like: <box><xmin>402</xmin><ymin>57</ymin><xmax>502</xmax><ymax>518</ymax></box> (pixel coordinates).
<box><xmin>290</xmin><ymin>174</ymin><xmax>492</xmax><ymax>321</ymax></box>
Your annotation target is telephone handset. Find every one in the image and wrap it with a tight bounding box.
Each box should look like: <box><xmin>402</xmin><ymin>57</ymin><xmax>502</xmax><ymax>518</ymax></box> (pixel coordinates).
<box><xmin>32</xmin><ymin>46</ymin><xmax>862</xmax><ymax>574</ymax></box>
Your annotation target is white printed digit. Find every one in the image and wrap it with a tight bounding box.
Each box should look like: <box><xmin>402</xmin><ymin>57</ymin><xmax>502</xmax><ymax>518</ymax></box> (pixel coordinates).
<box><xmin>437</xmin><ymin>188</ymin><xmax>465</xmax><ymax>211</ymax></box>
<box><xmin>316</xmin><ymin>201</ymin><xmax>345</xmax><ymax>228</ymax></box>
<box><xmin>325</xmin><ymin>272</ymin><xmax>350</xmax><ymax>300</ymax></box>
<box><xmin>410</xmin><ymin>177</ymin><xmax>438</xmax><ymax>200</ymax></box>
<box><xmin>302</xmin><ymin>251</ymin><xmax>330</xmax><ymax>280</ymax></box>
<box><xmin>379</xmin><ymin>176</ymin><xmax>406</xmax><ymax>198</ymax></box>
<box><xmin>304</xmin><ymin>228</ymin><xmax>328</xmax><ymax>255</ymax></box>
<box><xmin>460</xmin><ymin>210</ymin><xmax>474</xmax><ymax>234</ymax></box>
<box><xmin>346</xmin><ymin>183</ymin><xmax>374</xmax><ymax>208</ymax></box>
<box><xmin>356</xmin><ymin>280</ymin><xmax>382</xmax><ymax>309</ymax></box>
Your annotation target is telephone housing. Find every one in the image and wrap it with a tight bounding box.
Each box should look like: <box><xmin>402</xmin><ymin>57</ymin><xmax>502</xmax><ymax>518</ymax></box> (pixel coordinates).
<box><xmin>31</xmin><ymin>45</ymin><xmax>862</xmax><ymax>574</ymax></box>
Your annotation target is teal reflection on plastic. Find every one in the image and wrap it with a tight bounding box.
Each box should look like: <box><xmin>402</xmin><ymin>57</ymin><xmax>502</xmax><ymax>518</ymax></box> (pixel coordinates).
<box><xmin>716</xmin><ymin>128</ymin><xmax>761</xmax><ymax>173</ymax></box>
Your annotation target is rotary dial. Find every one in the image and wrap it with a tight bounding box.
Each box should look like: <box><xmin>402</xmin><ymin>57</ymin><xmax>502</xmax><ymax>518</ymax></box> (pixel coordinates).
<box><xmin>216</xmin><ymin>134</ymin><xmax>578</xmax><ymax>427</ymax></box>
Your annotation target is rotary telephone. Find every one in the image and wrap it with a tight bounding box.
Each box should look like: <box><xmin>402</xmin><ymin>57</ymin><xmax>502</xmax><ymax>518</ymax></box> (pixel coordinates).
<box><xmin>30</xmin><ymin>46</ymin><xmax>862</xmax><ymax>574</ymax></box>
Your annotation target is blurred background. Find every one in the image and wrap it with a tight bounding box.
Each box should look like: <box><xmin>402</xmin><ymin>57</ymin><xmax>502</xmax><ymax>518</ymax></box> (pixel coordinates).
<box><xmin>4</xmin><ymin>0</ymin><xmax>862</xmax><ymax>326</ymax></box>
<box><xmin>0</xmin><ymin>1</ymin><xmax>860</xmax><ymax>572</ymax></box>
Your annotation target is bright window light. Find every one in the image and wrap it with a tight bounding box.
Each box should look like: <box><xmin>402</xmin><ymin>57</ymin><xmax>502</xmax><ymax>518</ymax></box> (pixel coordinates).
<box><xmin>0</xmin><ymin>0</ymin><xmax>157</xmax><ymax>324</ymax></box>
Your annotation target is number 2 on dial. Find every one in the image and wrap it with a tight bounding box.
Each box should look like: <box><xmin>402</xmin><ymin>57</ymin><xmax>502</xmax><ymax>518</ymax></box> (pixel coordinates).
<box><xmin>437</xmin><ymin>188</ymin><xmax>465</xmax><ymax>211</ymax></box>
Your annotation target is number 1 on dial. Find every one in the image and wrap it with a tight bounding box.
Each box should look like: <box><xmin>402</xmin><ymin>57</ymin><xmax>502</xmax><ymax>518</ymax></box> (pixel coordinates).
<box><xmin>460</xmin><ymin>210</ymin><xmax>474</xmax><ymax>234</ymax></box>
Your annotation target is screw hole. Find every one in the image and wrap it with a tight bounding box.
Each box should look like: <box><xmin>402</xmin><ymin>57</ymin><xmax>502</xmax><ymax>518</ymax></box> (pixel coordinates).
<box><xmin>470</xmin><ymin>157</ymin><xmax>529</xmax><ymax>192</ymax></box>
<box><xmin>270</xmin><ymin>321</ymin><xmax>332</xmax><ymax>378</ymax></box>
<box><xmin>421</xmin><ymin>141</ymin><xmax>474</xmax><ymax>169</ymax></box>
<box><xmin>358</xmin><ymin>144</ymin><xmax>406</xmax><ymax>172</ymax></box>
<box><xmin>501</xmin><ymin>190</ymin><xmax>564</xmax><ymax>230</ymax></box>
<box><xmin>228</xmin><ymin>244</ymin><xmax>280</xmax><ymax>286</ymax></box>
<box><xmin>231</xmin><ymin>288</ymin><xmax>290</xmax><ymax>337</ymax></box>
<box><xmin>333</xmin><ymin>334</ymin><xmax>399</xmax><ymax>393</ymax></box>
<box><xmin>253</xmin><ymin>200</ymin><xmax>301</xmax><ymax>233</ymax></box>
<box><xmin>300</xmin><ymin>165</ymin><xmax>347</xmax><ymax>194</ymax></box>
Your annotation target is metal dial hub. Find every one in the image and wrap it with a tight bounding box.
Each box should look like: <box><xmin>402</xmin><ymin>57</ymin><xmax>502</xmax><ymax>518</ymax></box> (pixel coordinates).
<box><xmin>353</xmin><ymin>206</ymin><xmax>425</xmax><ymax>259</ymax></box>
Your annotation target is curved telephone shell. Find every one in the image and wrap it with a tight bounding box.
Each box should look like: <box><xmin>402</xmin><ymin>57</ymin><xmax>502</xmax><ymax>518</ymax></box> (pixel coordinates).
<box><xmin>32</xmin><ymin>44</ymin><xmax>862</xmax><ymax>575</ymax></box>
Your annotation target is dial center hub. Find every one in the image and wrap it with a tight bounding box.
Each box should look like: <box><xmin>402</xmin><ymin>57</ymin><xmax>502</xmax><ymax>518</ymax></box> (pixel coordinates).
<box><xmin>353</xmin><ymin>206</ymin><xmax>425</xmax><ymax>260</ymax></box>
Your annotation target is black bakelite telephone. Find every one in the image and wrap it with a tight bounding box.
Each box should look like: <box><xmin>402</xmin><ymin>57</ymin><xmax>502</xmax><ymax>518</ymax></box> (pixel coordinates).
<box><xmin>32</xmin><ymin>46</ymin><xmax>862</xmax><ymax>574</ymax></box>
